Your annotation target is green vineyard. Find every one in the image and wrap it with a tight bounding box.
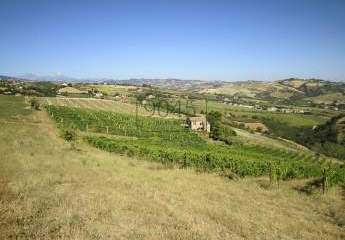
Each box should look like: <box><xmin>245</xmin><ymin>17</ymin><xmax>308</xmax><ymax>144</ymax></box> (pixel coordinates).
<box><xmin>46</xmin><ymin>105</ymin><xmax>345</xmax><ymax>186</ymax></box>
<box><xmin>86</xmin><ymin>136</ymin><xmax>344</xmax><ymax>184</ymax></box>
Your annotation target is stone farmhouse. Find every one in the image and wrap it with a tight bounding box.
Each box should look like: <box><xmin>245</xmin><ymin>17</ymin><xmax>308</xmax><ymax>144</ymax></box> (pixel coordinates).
<box><xmin>186</xmin><ymin>116</ymin><xmax>210</xmax><ymax>132</ymax></box>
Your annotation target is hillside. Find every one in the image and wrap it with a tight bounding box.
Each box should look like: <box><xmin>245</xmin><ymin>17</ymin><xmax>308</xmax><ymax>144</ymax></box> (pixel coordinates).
<box><xmin>114</xmin><ymin>78</ymin><xmax>217</xmax><ymax>92</ymax></box>
<box><xmin>0</xmin><ymin>96</ymin><xmax>344</xmax><ymax>239</ymax></box>
<box><xmin>0</xmin><ymin>75</ymin><xmax>60</xmax><ymax>96</ymax></box>
<box><xmin>199</xmin><ymin>78</ymin><xmax>345</xmax><ymax>104</ymax></box>
<box><xmin>1</xmin><ymin>75</ymin><xmax>345</xmax><ymax>107</ymax></box>
<box><xmin>200</xmin><ymin>81</ymin><xmax>304</xmax><ymax>99</ymax></box>
<box><xmin>115</xmin><ymin>78</ymin><xmax>345</xmax><ymax>107</ymax></box>
<box><xmin>307</xmin><ymin>114</ymin><xmax>345</xmax><ymax>160</ymax></box>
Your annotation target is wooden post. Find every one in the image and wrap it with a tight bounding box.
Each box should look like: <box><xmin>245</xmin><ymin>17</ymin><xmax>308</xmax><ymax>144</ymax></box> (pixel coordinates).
<box><xmin>276</xmin><ymin>167</ymin><xmax>281</xmax><ymax>189</ymax></box>
<box><xmin>86</xmin><ymin>123</ymin><xmax>89</xmax><ymax>132</ymax></box>
<box><xmin>269</xmin><ymin>162</ymin><xmax>277</xmax><ymax>187</ymax></box>
<box><xmin>106</xmin><ymin>126</ymin><xmax>109</xmax><ymax>134</ymax></box>
<box><xmin>322</xmin><ymin>168</ymin><xmax>328</xmax><ymax>194</ymax></box>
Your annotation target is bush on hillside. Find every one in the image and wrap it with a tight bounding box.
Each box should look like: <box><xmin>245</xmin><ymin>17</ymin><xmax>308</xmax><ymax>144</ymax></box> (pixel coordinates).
<box><xmin>30</xmin><ymin>98</ymin><xmax>40</xmax><ymax>110</ymax></box>
<box><xmin>62</xmin><ymin>128</ymin><xmax>77</xmax><ymax>142</ymax></box>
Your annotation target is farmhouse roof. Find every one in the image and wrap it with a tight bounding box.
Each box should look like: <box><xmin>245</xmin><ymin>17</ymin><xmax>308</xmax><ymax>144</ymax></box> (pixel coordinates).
<box><xmin>188</xmin><ymin>116</ymin><xmax>206</xmax><ymax>122</ymax></box>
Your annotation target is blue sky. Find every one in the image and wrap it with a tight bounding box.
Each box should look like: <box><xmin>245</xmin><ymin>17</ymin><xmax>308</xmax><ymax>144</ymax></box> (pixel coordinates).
<box><xmin>1</xmin><ymin>0</ymin><xmax>344</xmax><ymax>81</ymax></box>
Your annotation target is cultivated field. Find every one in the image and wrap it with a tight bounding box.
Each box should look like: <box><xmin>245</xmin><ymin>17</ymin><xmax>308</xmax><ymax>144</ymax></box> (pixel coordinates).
<box><xmin>174</xmin><ymin>98</ymin><xmax>328</xmax><ymax>127</ymax></box>
<box><xmin>41</xmin><ymin>97</ymin><xmax>149</xmax><ymax>116</ymax></box>
<box><xmin>85</xmin><ymin>84</ymin><xmax>140</xmax><ymax>94</ymax></box>
<box><xmin>38</xmin><ymin>96</ymin><xmax>323</xmax><ymax>154</ymax></box>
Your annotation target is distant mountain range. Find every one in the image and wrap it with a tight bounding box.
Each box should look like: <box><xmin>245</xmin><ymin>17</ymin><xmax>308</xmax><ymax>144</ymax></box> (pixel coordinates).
<box><xmin>14</xmin><ymin>74</ymin><xmax>210</xmax><ymax>85</ymax></box>
<box><xmin>17</xmin><ymin>73</ymin><xmax>81</xmax><ymax>82</ymax></box>
<box><xmin>4</xmin><ymin>73</ymin><xmax>344</xmax><ymax>85</ymax></box>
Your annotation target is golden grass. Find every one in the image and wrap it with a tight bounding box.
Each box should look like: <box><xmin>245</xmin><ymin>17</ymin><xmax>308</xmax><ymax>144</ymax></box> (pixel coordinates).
<box><xmin>232</xmin><ymin>128</ymin><xmax>310</xmax><ymax>152</ymax></box>
<box><xmin>199</xmin><ymin>82</ymin><xmax>302</xmax><ymax>98</ymax></box>
<box><xmin>0</xmin><ymin>110</ymin><xmax>344</xmax><ymax>239</ymax></box>
<box><xmin>87</xmin><ymin>84</ymin><xmax>139</xmax><ymax>94</ymax></box>
<box><xmin>310</xmin><ymin>92</ymin><xmax>345</xmax><ymax>104</ymax></box>
<box><xmin>58</xmin><ymin>87</ymin><xmax>87</xmax><ymax>94</ymax></box>
<box><xmin>41</xmin><ymin>97</ymin><xmax>182</xmax><ymax>119</ymax></box>
<box><xmin>41</xmin><ymin>97</ymin><xmax>147</xmax><ymax>115</ymax></box>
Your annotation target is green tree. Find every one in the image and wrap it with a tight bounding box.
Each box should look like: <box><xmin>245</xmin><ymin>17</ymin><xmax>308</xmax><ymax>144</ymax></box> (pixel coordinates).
<box><xmin>207</xmin><ymin>111</ymin><xmax>222</xmax><ymax>139</ymax></box>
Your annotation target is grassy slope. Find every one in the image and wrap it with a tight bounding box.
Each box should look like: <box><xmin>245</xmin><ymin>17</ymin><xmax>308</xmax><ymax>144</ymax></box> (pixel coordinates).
<box><xmin>41</xmin><ymin>97</ymin><xmax>181</xmax><ymax>118</ymax></box>
<box><xmin>0</xmin><ymin>95</ymin><xmax>31</xmax><ymax>118</ymax></box>
<box><xmin>1</xmin><ymin>96</ymin><xmax>345</xmax><ymax>239</ymax></box>
<box><xmin>309</xmin><ymin>92</ymin><xmax>345</xmax><ymax>104</ymax></box>
<box><xmin>232</xmin><ymin>127</ymin><xmax>310</xmax><ymax>152</ymax></box>
<box><xmin>42</xmin><ymin>97</ymin><xmax>142</xmax><ymax>115</ymax></box>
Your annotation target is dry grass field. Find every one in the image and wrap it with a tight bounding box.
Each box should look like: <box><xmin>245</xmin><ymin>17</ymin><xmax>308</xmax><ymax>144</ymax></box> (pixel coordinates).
<box><xmin>199</xmin><ymin>82</ymin><xmax>303</xmax><ymax>99</ymax></box>
<box><xmin>42</xmin><ymin>97</ymin><xmax>140</xmax><ymax>114</ymax></box>
<box><xmin>85</xmin><ymin>84</ymin><xmax>140</xmax><ymax>94</ymax></box>
<box><xmin>309</xmin><ymin>93</ymin><xmax>345</xmax><ymax>105</ymax></box>
<box><xmin>41</xmin><ymin>97</ymin><xmax>153</xmax><ymax>116</ymax></box>
<box><xmin>0</xmin><ymin>96</ymin><xmax>345</xmax><ymax>239</ymax></box>
<box><xmin>40</xmin><ymin>97</ymin><xmax>182</xmax><ymax>119</ymax></box>
<box><xmin>232</xmin><ymin>128</ymin><xmax>310</xmax><ymax>152</ymax></box>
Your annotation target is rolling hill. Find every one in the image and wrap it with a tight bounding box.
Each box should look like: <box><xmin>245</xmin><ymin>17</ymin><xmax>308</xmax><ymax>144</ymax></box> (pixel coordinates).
<box><xmin>1</xmin><ymin>74</ymin><xmax>345</xmax><ymax>104</ymax></box>
<box><xmin>1</xmin><ymin>95</ymin><xmax>345</xmax><ymax>239</ymax></box>
<box><xmin>199</xmin><ymin>78</ymin><xmax>345</xmax><ymax>103</ymax></box>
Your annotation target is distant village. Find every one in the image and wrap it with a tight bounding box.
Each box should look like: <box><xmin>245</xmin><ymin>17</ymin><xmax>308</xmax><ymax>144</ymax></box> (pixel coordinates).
<box><xmin>224</xmin><ymin>101</ymin><xmax>312</xmax><ymax>114</ymax></box>
<box><xmin>220</xmin><ymin>97</ymin><xmax>341</xmax><ymax>113</ymax></box>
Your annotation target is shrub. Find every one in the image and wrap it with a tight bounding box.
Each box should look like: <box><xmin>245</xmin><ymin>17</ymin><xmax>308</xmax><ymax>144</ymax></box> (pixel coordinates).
<box><xmin>219</xmin><ymin>169</ymin><xmax>239</xmax><ymax>180</ymax></box>
<box><xmin>30</xmin><ymin>98</ymin><xmax>40</xmax><ymax>110</ymax></box>
<box><xmin>126</xmin><ymin>149</ymin><xmax>135</xmax><ymax>157</ymax></box>
<box><xmin>283</xmin><ymin>168</ymin><xmax>298</xmax><ymax>180</ymax></box>
<box><xmin>62</xmin><ymin>129</ymin><xmax>77</xmax><ymax>142</ymax></box>
<box><xmin>256</xmin><ymin>126</ymin><xmax>263</xmax><ymax>132</ymax></box>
